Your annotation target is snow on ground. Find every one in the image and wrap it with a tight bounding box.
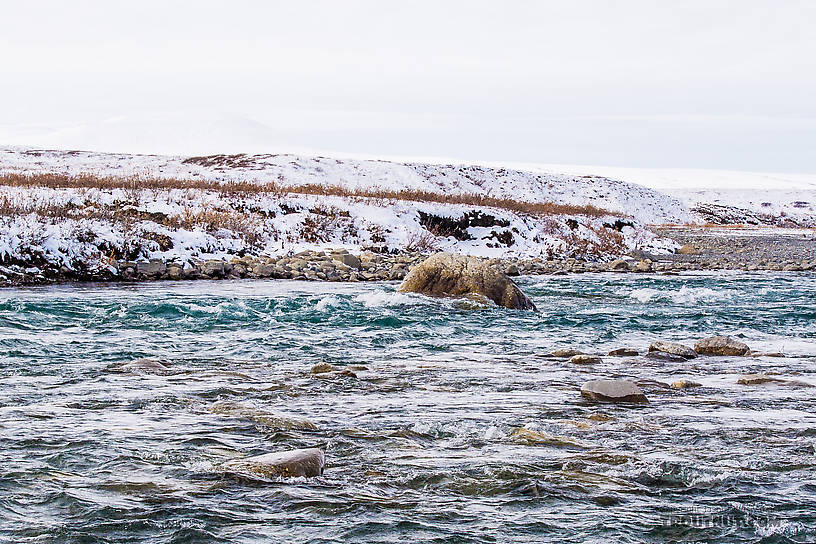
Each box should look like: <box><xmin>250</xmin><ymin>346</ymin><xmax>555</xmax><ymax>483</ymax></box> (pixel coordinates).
<box><xmin>0</xmin><ymin>147</ymin><xmax>693</xmax><ymax>224</ymax></box>
<box><xmin>517</xmin><ymin>163</ymin><xmax>816</xmax><ymax>226</ymax></box>
<box><xmin>5</xmin><ymin>146</ymin><xmax>815</xmax><ymax>226</ymax></box>
<box><xmin>4</xmin><ymin>144</ymin><xmax>814</xmax><ymax>277</ymax></box>
<box><xmin>0</xmin><ymin>147</ymin><xmax>684</xmax><ymax>273</ymax></box>
<box><xmin>0</xmin><ymin>182</ymin><xmax>674</xmax><ymax>271</ymax></box>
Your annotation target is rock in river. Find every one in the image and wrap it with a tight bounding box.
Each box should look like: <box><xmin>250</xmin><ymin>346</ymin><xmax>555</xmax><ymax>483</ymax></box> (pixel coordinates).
<box><xmin>547</xmin><ymin>348</ymin><xmax>586</xmax><ymax>358</ymax></box>
<box><xmin>671</xmin><ymin>379</ymin><xmax>702</xmax><ymax>389</ymax></box>
<box><xmin>570</xmin><ymin>354</ymin><xmax>602</xmax><ymax>365</ymax></box>
<box><xmin>209</xmin><ymin>401</ymin><xmax>317</xmax><ymax>431</ymax></box>
<box><xmin>608</xmin><ymin>348</ymin><xmax>639</xmax><ymax>357</ymax></box>
<box><xmin>736</xmin><ymin>374</ymin><xmax>812</xmax><ymax>387</ymax></box>
<box><xmin>311</xmin><ymin>362</ymin><xmax>335</xmax><ymax>374</ymax></box>
<box><xmin>398</xmin><ymin>253</ymin><xmax>537</xmax><ymax>311</ymax></box>
<box><xmin>694</xmin><ymin>336</ymin><xmax>750</xmax><ymax>356</ymax></box>
<box><xmin>109</xmin><ymin>358</ymin><xmax>171</xmax><ymax>375</ymax></box>
<box><xmin>645</xmin><ymin>351</ymin><xmax>688</xmax><ymax>363</ymax></box>
<box><xmin>648</xmin><ymin>340</ymin><xmax>697</xmax><ymax>359</ymax></box>
<box><xmin>222</xmin><ymin>448</ymin><xmax>325</xmax><ymax>479</ymax></box>
<box><xmin>580</xmin><ymin>380</ymin><xmax>648</xmax><ymax>404</ymax></box>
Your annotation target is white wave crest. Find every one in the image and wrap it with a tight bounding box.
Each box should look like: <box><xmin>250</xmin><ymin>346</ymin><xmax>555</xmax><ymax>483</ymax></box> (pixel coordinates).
<box><xmin>315</xmin><ymin>295</ymin><xmax>341</xmax><ymax>312</ymax></box>
<box><xmin>626</xmin><ymin>286</ymin><xmax>730</xmax><ymax>304</ymax></box>
<box><xmin>354</xmin><ymin>290</ymin><xmax>417</xmax><ymax>308</ymax></box>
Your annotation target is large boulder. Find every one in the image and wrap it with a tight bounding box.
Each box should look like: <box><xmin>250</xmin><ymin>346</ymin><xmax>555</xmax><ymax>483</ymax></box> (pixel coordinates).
<box><xmin>580</xmin><ymin>379</ymin><xmax>648</xmax><ymax>404</ymax></box>
<box><xmin>648</xmin><ymin>340</ymin><xmax>697</xmax><ymax>359</ymax></box>
<box><xmin>398</xmin><ymin>253</ymin><xmax>537</xmax><ymax>311</ymax></box>
<box><xmin>694</xmin><ymin>336</ymin><xmax>750</xmax><ymax>356</ymax></box>
<box><xmin>222</xmin><ymin>448</ymin><xmax>325</xmax><ymax>478</ymax></box>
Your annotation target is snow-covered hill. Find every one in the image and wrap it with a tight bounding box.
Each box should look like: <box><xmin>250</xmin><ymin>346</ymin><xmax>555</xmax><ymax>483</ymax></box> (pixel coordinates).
<box><xmin>0</xmin><ymin>147</ymin><xmax>693</xmax><ymax>225</ymax></box>
<box><xmin>524</xmin><ymin>163</ymin><xmax>816</xmax><ymax>226</ymax></box>
<box><xmin>0</xmin><ymin>146</ymin><xmax>686</xmax><ymax>276</ymax></box>
<box><xmin>2</xmin><ymin>145</ymin><xmax>814</xmax><ymax>280</ymax></box>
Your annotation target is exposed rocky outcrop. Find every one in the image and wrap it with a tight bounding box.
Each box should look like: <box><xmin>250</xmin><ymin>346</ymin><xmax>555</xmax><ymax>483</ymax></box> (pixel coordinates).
<box><xmin>222</xmin><ymin>448</ymin><xmax>325</xmax><ymax>479</ymax></box>
<box><xmin>694</xmin><ymin>336</ymin><xmax>750</xmax><ymax>356</ymax></box>
<box><xmin>397</xmin><ymin>253</ymin><xmax>537</xmax><ymax>311</ymax></box>
<box><xmin>580</xmin><ymin>380</ymin><xmax>648</xmax><ymax>404</ymax></box>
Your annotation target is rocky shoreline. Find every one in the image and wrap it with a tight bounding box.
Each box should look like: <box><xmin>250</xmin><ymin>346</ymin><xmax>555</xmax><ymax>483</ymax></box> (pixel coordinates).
<box><xmin>2</xmin><ymin>227</ymin><xmax>815</xmax><ymax>287</ymax></box>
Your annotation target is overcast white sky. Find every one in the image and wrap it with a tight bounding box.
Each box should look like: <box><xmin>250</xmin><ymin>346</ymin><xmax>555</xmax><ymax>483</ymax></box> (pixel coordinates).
<box><xmin>1</xmin><ymin>0</ymin><xmax>814</xmax><ymax>171</ymax></box>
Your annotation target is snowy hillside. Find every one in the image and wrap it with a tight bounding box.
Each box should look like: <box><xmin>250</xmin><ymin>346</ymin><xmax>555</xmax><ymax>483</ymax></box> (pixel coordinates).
<box><xmin>525</xmin><ymin>163</ymin><xmax>816</xmax><ymax>226</ymax></box>
<box><xmin>0</xmin><ymin>147</ymin><xmax>693</xmax><ymax>225</ymax></box>
<box><xmin>0</xmin><ymin>146</ymin><xmax>685</xmax><ymax>277</ymax></box>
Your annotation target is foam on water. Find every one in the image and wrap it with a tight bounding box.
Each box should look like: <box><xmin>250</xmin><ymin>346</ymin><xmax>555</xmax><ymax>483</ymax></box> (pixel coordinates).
<box><xmin>353</xmin><ymin>289</ymin><xmax>419</xmax><ymax>308</ymax></box>
<box><xmin>1</xmin><ymin>273</ymin><xmax>815</xmax><ymax>543</ymax></box>
<box><xmin>625</xmin><ymin>285</ymin><xmax>731</xmax><ymax>304</ymax></box>
<box><xmin>314</xmin><ymin>295</ymin><xmax>341</xmax><ymax>312</ymax></box>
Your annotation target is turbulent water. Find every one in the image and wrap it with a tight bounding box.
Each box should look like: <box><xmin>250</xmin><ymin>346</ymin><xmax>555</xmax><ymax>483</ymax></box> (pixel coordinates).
<box><xmin>1</xmin><ymin>273</ymin><xmax>815</xmax><ymax>543</ymax></box>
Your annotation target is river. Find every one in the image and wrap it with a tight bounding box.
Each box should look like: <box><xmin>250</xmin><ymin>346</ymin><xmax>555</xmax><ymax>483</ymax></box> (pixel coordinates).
<box><xmin>1</xmin><ymin>273</ymin><xmax>815</xmax><ymax>543</ymax></box>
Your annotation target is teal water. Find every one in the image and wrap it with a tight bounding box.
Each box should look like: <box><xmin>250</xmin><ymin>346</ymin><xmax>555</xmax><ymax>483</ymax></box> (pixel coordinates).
<box><xmin>1</xmin><ymin>273</ymin><xmax>815</xmax><ymax>543</ymax></box>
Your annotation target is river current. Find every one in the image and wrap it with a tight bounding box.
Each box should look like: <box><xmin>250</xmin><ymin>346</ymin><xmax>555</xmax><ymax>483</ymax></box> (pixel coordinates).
<box><xmin>1</xmin><ymin>273</ymin><xmax>815</xmax><ymax>543</ymax></box>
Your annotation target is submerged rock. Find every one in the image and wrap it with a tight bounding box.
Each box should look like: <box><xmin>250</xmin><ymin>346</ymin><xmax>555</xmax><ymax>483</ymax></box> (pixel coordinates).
<box><xmin>570</xmin><ymin>354</ymin><xmax>602</xmax><ymax>365</ymax></box>
<box><xmin>580</xmin><ymin>380</ymin><xmax>648</xmax><ymax>404</ymax></box>
<box><xmin>546</xmin><ymin>348</ymin><xmax>585</xmax><ymax>358</ymax></box>
<box><xmin>737</xmin><ymin>374</ymin><xmax>812</xmax><ymax>387</ymax></box>
<box><xmin>608</xmin><ymin>347</ymin><xmax>639</xmax><ymax>357</ymax></box>
<box><xmin>694</xmin><ymin>336</ymin><xmax>750</xmax><ymax>356</ymax></box>
<box><xmin>110</xmin><ymin>358</ymin><xmax>171</xmax><ymax>375</ymax></box>
<box><xmin>645</xmin><ymin>351</ymin><xmax>688</xmax><ymax>363</ymax></box>
<box><xmin>737</xmin><ymin>374</ymin><xmax>782</xmax><ymax>385</ymax></box>
<box><xmin>313</xmin><ymin>368</ymin><xmax>358</xmax><ymax>380</ymax></box>
<box><xmin>222</xmin><ymin>448</ymin><xmax>325</xmax><ymax>479</ymax></box>
<box><xmin>648</xmin><ymin>340</ymin><xmax>697</xmax><ymax>359</ymax></box>
<box><xmin>510</xmin><ymin>428</ymin><xmax>590</xmax><ymax>449</ymax></box>
<box><xmin>748</xmin><ymin>351</ymin><xmax>785</xmax><ymax>358</ymax></box>
<box><xmin>209</xmin><ymin>401</ymin><xmax>317</xmax><ymax>431</ymax></box>
<box><xmin>397</xmin><ymin>253</ymin><xmax>537</xmax><ymax>311</ymax></box>
<box><xmin>310</xmin><ymin>362</ymin><xmax>335</xmax><ymax>374</ymax></box>
<box><xmin>671</xmin><ymin>379</ymin><xmax>702</xmax><ymax>389</ymax></box>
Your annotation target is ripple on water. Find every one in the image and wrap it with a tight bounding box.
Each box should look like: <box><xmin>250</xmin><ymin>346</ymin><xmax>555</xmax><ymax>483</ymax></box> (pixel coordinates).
<box><xmin>1</xmin><ymin>274</ymin><xmax>815</xmax><ymax>542</ymax></box>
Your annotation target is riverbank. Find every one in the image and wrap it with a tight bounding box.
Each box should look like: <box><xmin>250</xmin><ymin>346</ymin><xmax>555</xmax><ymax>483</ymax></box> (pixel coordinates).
<box><xmin>2</xmin><ymin>226</ymin><xmax>815</xmax><ymax>287</ymax></box>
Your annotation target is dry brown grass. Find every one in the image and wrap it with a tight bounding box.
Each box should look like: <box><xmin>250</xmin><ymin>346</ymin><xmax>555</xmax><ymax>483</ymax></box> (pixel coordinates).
<box><xmin>0</xmin><ymin>172</ymin><xmax>617</xmax><ymax>218</ymax></box>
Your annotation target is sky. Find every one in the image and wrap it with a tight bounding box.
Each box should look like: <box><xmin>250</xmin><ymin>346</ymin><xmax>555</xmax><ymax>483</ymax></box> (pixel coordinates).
<box><xmin>1</xmin><ymin>0</ymin><xmax>814</xmax><ymax>172</ymax></box>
